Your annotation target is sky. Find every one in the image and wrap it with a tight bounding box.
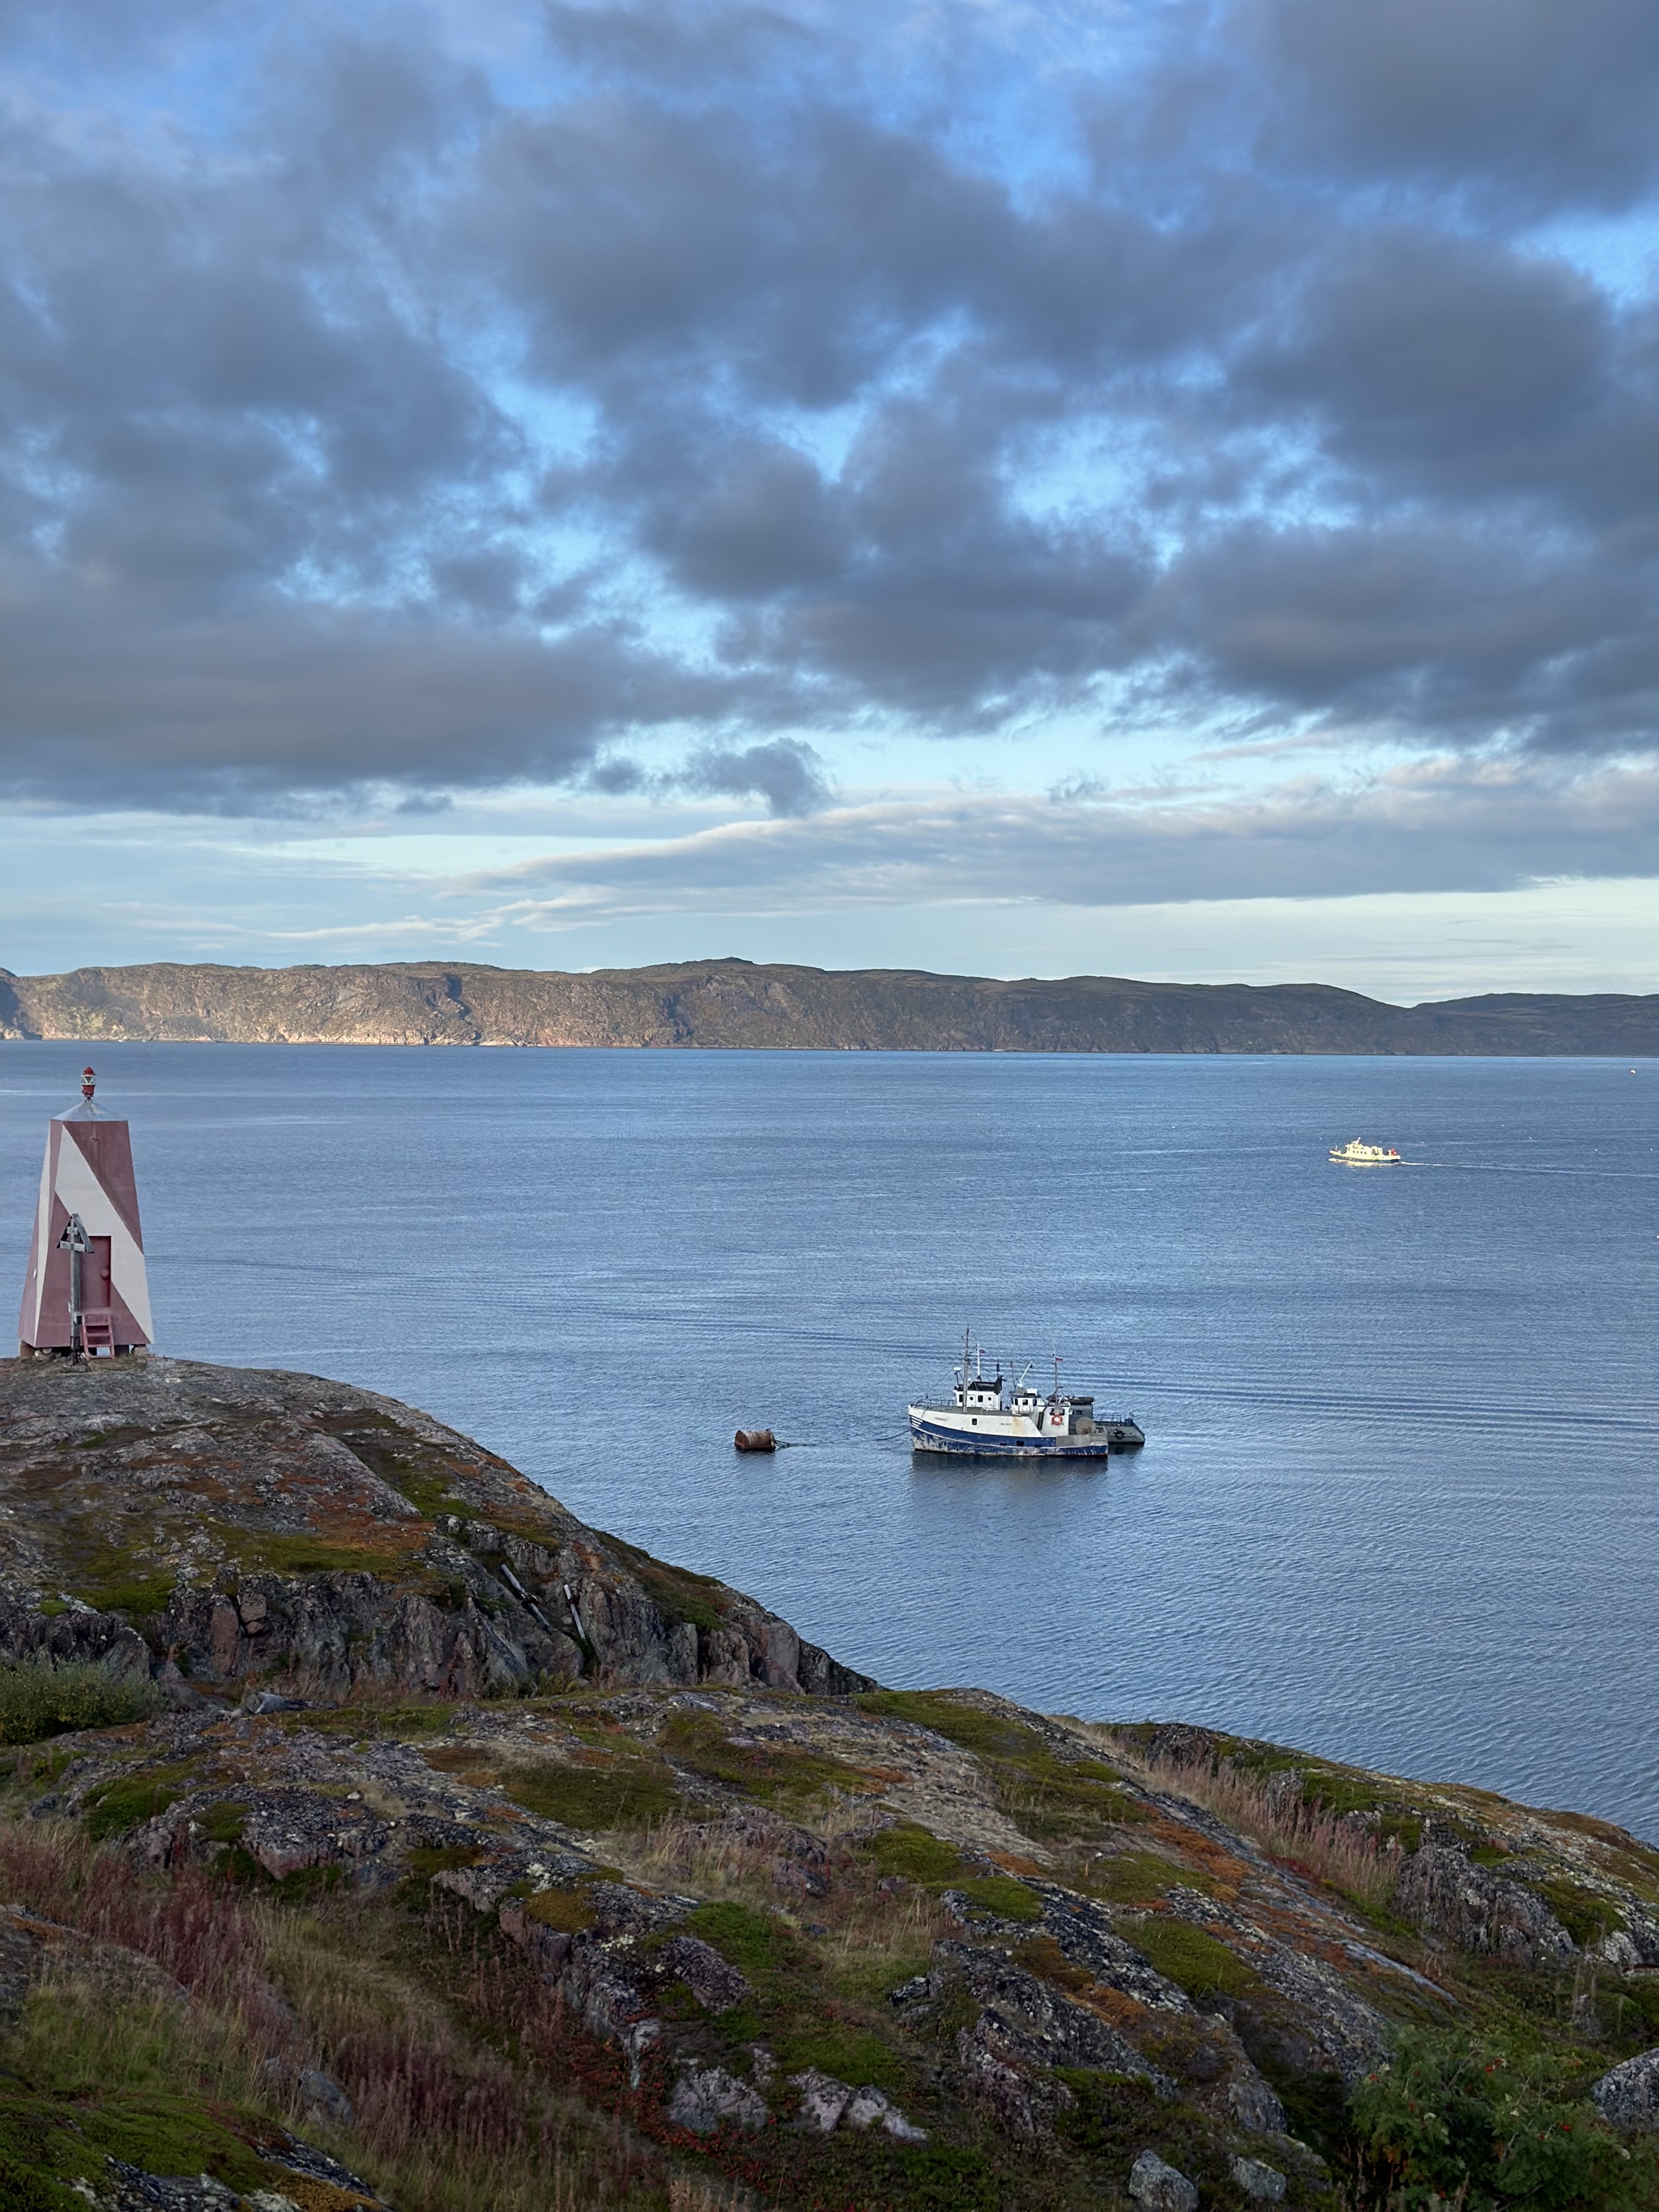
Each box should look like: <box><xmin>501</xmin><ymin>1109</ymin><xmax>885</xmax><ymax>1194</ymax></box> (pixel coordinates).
<box><xmin>2</xmin><ymin>0</ymin><xmax>1657</xmax><ymax>1002</ymax></box>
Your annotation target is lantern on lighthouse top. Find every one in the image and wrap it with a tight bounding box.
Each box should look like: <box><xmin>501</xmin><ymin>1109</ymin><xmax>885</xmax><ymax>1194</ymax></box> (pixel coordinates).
<box><xmin>16</xmin><ymin>1068</ymin><xmax>154</xmax><ymax>1357</ymax></box>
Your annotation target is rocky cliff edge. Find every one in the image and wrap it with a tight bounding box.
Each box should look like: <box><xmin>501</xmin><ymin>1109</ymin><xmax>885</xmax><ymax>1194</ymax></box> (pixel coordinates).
<box><xmin>0</xmin><ymin>1355</ymin><xmax>869</xmax><ymax>1703</ymax></box>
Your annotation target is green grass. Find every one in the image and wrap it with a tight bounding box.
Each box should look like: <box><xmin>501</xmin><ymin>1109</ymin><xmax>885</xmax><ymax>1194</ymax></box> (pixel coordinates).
<box><xmin>682</xmin><ymin>1899</ymin><xmax>793</xmax><ymax>1976</ymax></box>
<box><xmin>195</xmin><ymin>1800</ymin><xmax>246</xmax><ymax>1846</ymax></box>
<box><xmin>770</xmin><ymin>2021</ymin><xmax>903</xmax><ymax>2090</ymax></box>
<box><xmin>867</xmin><ymin>1822</ymin><xmax>968</xmax><ymax>1885</ymax></box>
<box><xmin>1076</xmin><ymin>1850</ymin><xmax>1201</xmax><ymax>1905</ymax></box>
<box><xmin>678</xmin><ymin>1902</ymin><xmax>911</xmax><ymax>2096</ymax></box>
<box><xmin>80</xmin><ymin>1763</ymin><xmax>195</xmax><ymax>1842</ymax></box>
<box><xmin>1127</xmin><ymin>1918</ymin><xmax>1257</xmax><ymax>2001</ymax></box>
<box><xmin>0</xmin><ymin>1984</ymin><xmax>274</xmax><ymax>2206</ymax></box>
<box><xmin>222</xmin><ymin>1529</ymin><xmax>419</xmax><ymax>1577</ymax></box>
<box><xmin>658</xmin><ymin>1711</ymin><xmax>866</xmax><ymax>1805</ymax></box>
<box><xmin>500</xmin><ymin>1755</ymin><xmax>681</xmax><ymax>1831</ymax></box>
<box><xmin>953</xmin><ymin>1875</ymin><xmax>1043</xmax><ymax>1923</ymax></box>
<box><xmin>0</xmin><ymin>1660</ymin><xmax>158</xmax><ymax>1745</ymax></box>
<box><xmin>855</xmin><ymin>1690</ymin><xmax>1040</xmax><ymax>1761</ymax></box>
<box><xmin>1531</xmin><ymin>1877</ymin><xmax>1623</xmax><ymax>1947</ymax></box>
<box><xmin>335</xmin><ymin>1435</ymin><xmax>471</xmax><ymax>1520</ymax></box>
<box><xmin>1054</xmin><ymin>2069</ymin><xmax>1251</xmax><ymax>2206</ymax></box>
<box><xmin>522</xmin><ymin>1886</ymin><xmax>600</xmax><ymax>1934</ymax></box>
<box><xmin>68</xmin><ymin>1558</ymin><xmax>177</xmax><ymax>1617</ymax></box>
<box><xmin>407</xmin><ymin>1843</ymin><xmax>486</xmax><ymax>1877</ymax></box>
<box><xmin>856</xmin><ymin>1692</ymin><xmax>1150</xmax><ymax>1842</ymax></box>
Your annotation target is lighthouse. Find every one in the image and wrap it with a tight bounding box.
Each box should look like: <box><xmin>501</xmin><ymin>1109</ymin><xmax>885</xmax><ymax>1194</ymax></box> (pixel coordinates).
<box><xmin>17</xmin><ymin>1067</ymin><xmax>154</xmax><ymax>1357</ymax></box>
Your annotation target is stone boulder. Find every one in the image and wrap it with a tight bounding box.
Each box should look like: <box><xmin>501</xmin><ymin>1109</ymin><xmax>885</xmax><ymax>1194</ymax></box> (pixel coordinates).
<box><xmin>1594</xmin><ymin>2048</ymin><xmax>1659</xmax><ymax>2134</ymax></box>
<box><xmin>1231</xmin><ymin>2154</ymin><xmax>1286</xmax><ymax>2201</ymax></box>
<box><xmin>667</xmin><ymin>2064</ymin><xmax>768</xmax><ymax>2134</ymax></box>
<box><xmin>1128</xmin><ymin>2148</ymin><xmax>1200</xmax><ymax>2211</ymax></box>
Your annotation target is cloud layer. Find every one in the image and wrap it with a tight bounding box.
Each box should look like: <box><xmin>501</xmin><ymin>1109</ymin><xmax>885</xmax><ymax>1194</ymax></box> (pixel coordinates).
<box><xmin>459</xmin><ymin>759</ymin><xmax>1659</xmax><ymax>923</ymax></box>
<box><xmin>2</xmin><ymin>0</ymin><xmax>1657</xmax><ymax>847</ymax></box>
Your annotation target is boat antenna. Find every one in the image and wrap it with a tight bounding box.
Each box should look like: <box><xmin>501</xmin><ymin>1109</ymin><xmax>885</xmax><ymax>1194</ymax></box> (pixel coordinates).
<box><xmin>1051</xmin><ymin>1351</ymin><xmax>1063</xmax><ymax>1401</ymax></box>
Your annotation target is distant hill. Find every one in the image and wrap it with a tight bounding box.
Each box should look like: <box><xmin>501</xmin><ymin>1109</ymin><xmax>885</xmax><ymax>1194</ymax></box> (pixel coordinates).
<box><xmin>0</xmin><ymin>957</ymin><xmax>1655</xmax><ymax>1053</ymax></box>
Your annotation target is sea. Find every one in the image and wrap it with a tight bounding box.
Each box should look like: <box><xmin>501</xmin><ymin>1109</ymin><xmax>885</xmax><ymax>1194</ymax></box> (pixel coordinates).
<box><xmin>2</xmin><ymin>1043</ymin><xmax>1655</xmax><ymax>1838</ymax></box>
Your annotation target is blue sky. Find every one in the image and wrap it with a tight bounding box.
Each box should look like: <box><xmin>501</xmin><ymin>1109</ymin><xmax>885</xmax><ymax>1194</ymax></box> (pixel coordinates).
<box><xmin>2</xmin><ymin>0</ymin><xmax>1657</xmax><ymax>998</ymax></box>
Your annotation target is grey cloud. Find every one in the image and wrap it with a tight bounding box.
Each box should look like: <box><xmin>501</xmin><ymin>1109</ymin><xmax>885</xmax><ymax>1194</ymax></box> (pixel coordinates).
<box><xmin>0</xmin><ymin>570</ymin><xmax>765</xmax><ymax>808</ymax></box>
<box><xmin>1149</xmin><ymin>521</ymin><xmax>1650</xmax><ymax>735</ymax></box>
<box><xmin>638</xmin><ymin>437</ymin><xmax>851</xmax><ymax>597</ymax></box>
<box><xmin>681</xmin><ymin>738</ymin><xmax>832</xmax><ymax>816</ymax></box>
<box><xmin>1242</xmin><ymin>230</ymin><xmax>1610</xmax><ymax>489</ymax></box>
<box><xmin>2</xmin><ymin>0</ymin><xmax>1659</xmax><ymax>828</ymax></box>
<box><xmin>461</xmin><ymin>761</ymin><xmax>1659</xmax><ymax>917</ymax></box>
<box><xmin>582</xmin><ymin>737</ymin><xmax>832</xmax><ymax>816</ymax></box>
<box><xmin>1243</xmin><ymin>0</ymin><xmax>1659</xmax><ymax>212</ymax></box>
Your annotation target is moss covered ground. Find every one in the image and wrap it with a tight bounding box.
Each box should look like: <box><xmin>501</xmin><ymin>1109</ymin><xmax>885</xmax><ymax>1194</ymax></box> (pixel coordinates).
<box><xmin>0</xmin><ymin>1686</ymin><xmax>1655</xmax><ymax>2210</ymax></box>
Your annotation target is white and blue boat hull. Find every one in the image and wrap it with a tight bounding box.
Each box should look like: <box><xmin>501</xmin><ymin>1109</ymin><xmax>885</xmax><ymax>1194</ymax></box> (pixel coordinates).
<box><xmin>906</xmin><ymin>1408</ymin><xmax>1143</xmax><ymax>1457</ymax></box>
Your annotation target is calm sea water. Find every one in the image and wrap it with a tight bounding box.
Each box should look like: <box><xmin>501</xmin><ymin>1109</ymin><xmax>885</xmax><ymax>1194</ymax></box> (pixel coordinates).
<box><xmin>2</xmin><ymin>1044</ymin><xmax>1656</xmax><ymax>1836</ymax></box>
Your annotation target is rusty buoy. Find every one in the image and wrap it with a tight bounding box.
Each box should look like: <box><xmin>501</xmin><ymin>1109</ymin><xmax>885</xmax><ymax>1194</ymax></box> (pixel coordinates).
<box><xmin>734</xmin><ymin>1428</ymin><xmax>777</xmax><ymax>1453</ymax></box>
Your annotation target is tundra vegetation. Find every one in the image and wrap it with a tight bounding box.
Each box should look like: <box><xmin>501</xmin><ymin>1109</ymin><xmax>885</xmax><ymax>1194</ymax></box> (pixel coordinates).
<box><xmin>1</xmin><ymin>1361</ymin><xmax>1657</xmax><ymax>2210</ymax></box>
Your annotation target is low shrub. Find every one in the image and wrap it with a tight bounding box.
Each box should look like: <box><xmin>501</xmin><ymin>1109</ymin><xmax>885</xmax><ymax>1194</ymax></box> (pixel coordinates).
<box><xmin>0</xmin><ymin>1660</ymin><xmax>157</xmax><ymax>1745</ymax></box>
<box><xmin>1350</xmin><ymin>2027</ymin><xmax>1651</xmax><ymax>2210</ymax></box>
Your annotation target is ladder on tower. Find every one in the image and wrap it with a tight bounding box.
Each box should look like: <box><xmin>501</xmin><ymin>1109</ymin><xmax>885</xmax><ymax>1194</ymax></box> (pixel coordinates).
<box><xmin>79</xmin><ymin>1310</ymin><xmax>116</xmax><ymax>1354</ymax></box>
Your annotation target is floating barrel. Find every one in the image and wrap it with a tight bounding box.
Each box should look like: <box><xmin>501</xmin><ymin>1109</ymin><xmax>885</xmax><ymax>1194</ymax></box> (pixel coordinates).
<box><xmin>733</xmin><ymin>1428</ymin><xmax>777</xmax><ymax>1454</ymax></box>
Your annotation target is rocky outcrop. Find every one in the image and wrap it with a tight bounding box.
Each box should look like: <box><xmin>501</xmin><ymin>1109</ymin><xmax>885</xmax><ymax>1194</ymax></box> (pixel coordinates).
<box><xmin>1395</xmin><ymin>1844</ymin><xmax>1578</xmax><ymax>1967</ymax></box>
<box><xmin>1594</xmin><ymin>2048</ymin><xmax>1659</xmax><ymax>2134</ymax></box>
<box><xmin>0</xmin><ymin>1356</ymin><xmax>873</xmax><ymax>1702</ymax></box>
<box><xmin>2</xmin><ymin>956</ymin><xmax>1657</xmax><ymax>1055</ymax></box>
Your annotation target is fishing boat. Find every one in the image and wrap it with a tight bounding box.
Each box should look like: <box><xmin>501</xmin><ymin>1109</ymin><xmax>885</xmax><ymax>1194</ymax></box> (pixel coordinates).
<box><xmin>1328</xmin><ymin>1138</ymin><xmax>1401</xmax><ymax>1166</ymax></box>
<box><xmin>907</xmin><ymin>1336</ymin><xmax>1145</xmax><ymax>1457</ymax></box>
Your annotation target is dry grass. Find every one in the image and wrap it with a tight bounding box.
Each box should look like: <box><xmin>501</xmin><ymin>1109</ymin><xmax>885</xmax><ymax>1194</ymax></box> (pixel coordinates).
<box><xmin>609</xmin><ymin>1807</ymin><xmax>949</xmax><ymax>2000</ymax></box>
<box><xmin>667</xmin><ymin>2175</ymin><xmax>765</xmax><ymax>2212</ymax></box>
<box><xmin>1091</xmin><ymin>1729</ymin><xmax>1403</xmax><ymax>1913</ymax></box>
<box><xmin>0</xmin><ymin>1814</ymin><xmax>673</xmax><ymax>2212</ymax></box>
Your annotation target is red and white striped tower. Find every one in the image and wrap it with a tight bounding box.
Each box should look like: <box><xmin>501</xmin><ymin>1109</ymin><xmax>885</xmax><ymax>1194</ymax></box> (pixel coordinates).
<box><xmin>16</xmin><ymin>1068</ymin><xmax>154</xmax><ymax>1357</ymax></box>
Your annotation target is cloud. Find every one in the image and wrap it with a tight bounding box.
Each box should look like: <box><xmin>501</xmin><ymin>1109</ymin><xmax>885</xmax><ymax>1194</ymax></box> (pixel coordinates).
<box><xmin>456</xmin><ymin>757</ymin><xmax>1659</xmax><ymax>920</ymax></box>
<box><xmin>680</xmin><ymin>738</ymin><xmax>833</xmax><ymax>816</ymax></box>
<box><xmin>1241</xmin><ymin>0</ymin><xmax>1659</xmax><ymax>213</ymax></box>
<box><xmin>0</xmin><ymin>0</ymin><xmax>1657</xmax><ymax>851</ymax></box>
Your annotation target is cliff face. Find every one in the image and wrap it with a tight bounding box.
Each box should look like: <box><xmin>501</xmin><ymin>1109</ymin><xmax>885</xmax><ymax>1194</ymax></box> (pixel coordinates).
<box><xmin>0</xmin><ymin>1361</ymin><xmax>1657</xmax><ymax>2211</ymax></box>
<box><xmin>0</xmin><ymin>1357</ymin><xmax>869</xmax><ymax>1703</ymax></box>
<box><xmin>1</xmin><ymin>957</ymin><xmax>1656</xmax><ymax>1054</ymax></box>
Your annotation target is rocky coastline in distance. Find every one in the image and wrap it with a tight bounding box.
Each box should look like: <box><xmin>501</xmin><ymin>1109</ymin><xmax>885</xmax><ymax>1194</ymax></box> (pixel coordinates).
<box><xmin>2</xmin><ymin>956</ymin><xmax>1658</xmax><ymax>1055</ymax></box>
<box><xmin>0</xmin><ymin>1357</ymin><xmax>1657</xmax><ymax>2212</ymax></box>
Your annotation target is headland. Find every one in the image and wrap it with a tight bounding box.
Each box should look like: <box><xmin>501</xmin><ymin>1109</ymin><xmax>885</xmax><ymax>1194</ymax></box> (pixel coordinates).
<box><xmin>0</xmin><ymin>1357</ymin><xmax>1656</xmax><ymax>2210</ymax></box>
<box><xmin>2</xmin><ymin>958</ymin><xmax>1657</xmax><ymax>1055</ymax></box>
